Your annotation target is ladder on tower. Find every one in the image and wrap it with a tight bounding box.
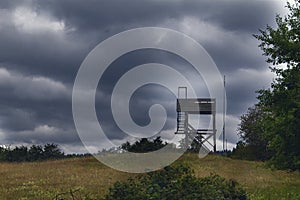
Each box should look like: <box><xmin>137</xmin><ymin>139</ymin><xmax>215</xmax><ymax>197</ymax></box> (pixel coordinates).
<box><xmin>176</xmin><ymin>112</ymin><xmax>186</xmax><ymax>134</ymax></box>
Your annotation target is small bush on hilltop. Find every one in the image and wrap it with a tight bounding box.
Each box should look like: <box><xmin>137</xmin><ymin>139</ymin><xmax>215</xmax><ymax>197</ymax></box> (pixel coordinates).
<box><xmin>121</xmin><ymin>137</ymin><xmax>167</xmax><ymax>153</ymax></box>
<box><xmin>103</xmin><ymin>165</ymin><xmax>247</xmax><ymax>200</ymax></box>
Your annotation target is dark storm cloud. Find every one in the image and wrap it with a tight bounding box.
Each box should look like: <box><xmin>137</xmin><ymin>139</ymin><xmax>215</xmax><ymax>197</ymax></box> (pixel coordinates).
<box><xmin>0</xmin><ymin>0</ymin><xmax>281</xmax><ymax>80</ymax></box>
<box><xmin>0</xmin><ymin>67</ymin><xmax>77</xmax><ymax>144</ymax></box>
<box><xmin>0</xmin><ymin>0</ymin><xmax>285</xmax><ymax>152</ymax></box>
<box><xmin>34</xmin><ymin>0</ymin><xmax>280</xmax><ymax>32</ymax></box>
<box><xmin>201</xmin><ymin>1</ymin><xmax>280</xmax><ymax>32</ymax></box>
<box><xmin>0</xmin><ymin>22</ymin><xmax>86</xmax><ymax>82</ymax></box>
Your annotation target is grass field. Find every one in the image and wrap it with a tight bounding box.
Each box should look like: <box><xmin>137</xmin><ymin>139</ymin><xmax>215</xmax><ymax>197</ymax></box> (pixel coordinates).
<box><xmin>0</xmin><ymin>154</ymin><xmax>300</xmax><ymax>199</ymax></box>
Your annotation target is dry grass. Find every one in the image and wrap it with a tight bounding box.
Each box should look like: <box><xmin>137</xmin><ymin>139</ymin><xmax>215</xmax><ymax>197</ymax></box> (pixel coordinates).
<box><xmin>0</xmin><ymin>154</ymin><xmax>300</xmax><ymax>199</ymax></box>
<box><xmin>0</xmin><ymin>157</ymin><xmax>132</xmax><ymax>199</ymax></box>
<box><xmin>177</xmin><ymin>154</ymin><xmax>300</xmax><ymax>199</ymax></box>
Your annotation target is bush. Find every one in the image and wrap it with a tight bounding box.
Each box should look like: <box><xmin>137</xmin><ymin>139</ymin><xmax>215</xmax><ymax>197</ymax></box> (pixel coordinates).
<box><xmin>121</xmin><ymin>137</ymin><xmax>167</xmax><ymax>153</ymax></box>
<box><xmin>104</xmin><ymin>165</ymin><xmax>247</xmax><ymax>200</ymax></box>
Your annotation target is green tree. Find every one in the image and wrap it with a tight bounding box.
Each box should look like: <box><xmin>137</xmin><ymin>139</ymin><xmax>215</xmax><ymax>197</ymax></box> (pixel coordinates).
<box><xmin>251</xmin><ymin>0</ymin><xmax>300</xmax><ymax>170</ymax></box>
<box><xmin>254</xmin><ymin>0</ymin><xmax>300</xmax><ymax>67</ymax></box>
<box><xmin>0</xmin><ymin>146</ymin><xmax>8</xmax><ymax>161</ymax></box>
<box><xmin>43</xmin><ymin>143</ymin><xmax>64</xmax><ymax>159</ymax></box>
<box><xmin>28</xmin><ymin>145</ymin><xmax>44</xmax><ymax>161</ymax></box>
<box><xmin>7</xmin><ymin>146</ymin><xmax>28</xmax><ymax>162</ymax></box>
<box><xmin>255</xmin><ymin>69</ymin><xmax>300</xmax><ymax>169</ymax></box>
<box><xmin>234</xmin><ymin>105</ymin><xmax>273</xmax><ymax>161</ymax></box>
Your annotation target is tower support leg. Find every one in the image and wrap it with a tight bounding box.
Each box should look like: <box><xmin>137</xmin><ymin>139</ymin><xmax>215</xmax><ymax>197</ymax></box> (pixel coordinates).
<box><xmin>213</xmin><ymin>112</ymin><xmax>216</xmax><ymax>152</ymax></box>
<box><xmin>184</xmin><ymin>112</ymin><xmax>189</xmax><ymax>146</ymax></box>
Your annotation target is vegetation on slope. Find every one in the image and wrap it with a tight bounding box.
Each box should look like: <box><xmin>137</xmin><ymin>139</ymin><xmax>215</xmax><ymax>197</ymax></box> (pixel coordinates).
<box><xmin>104</xmin><ymin>164</ymin><xmax>246</xmax><ymax>200</ymax></box>
<box><xmin>0</xmin><ymin>154</ymin><xmax>300</xmax><ymax>199</ymax></box>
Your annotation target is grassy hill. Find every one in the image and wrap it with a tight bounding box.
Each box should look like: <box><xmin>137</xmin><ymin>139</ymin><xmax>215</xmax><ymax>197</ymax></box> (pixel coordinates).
<box><xmin>0</xmin><ymin>154</ymin><xmax>299</xmax><ymax>199</ymax></box>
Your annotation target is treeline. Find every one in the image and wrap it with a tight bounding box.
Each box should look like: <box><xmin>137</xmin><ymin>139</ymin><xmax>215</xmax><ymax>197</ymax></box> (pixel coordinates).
<box><xmin>120</xmin><ymin>136</ymin><xmax>206</xmax><ymax>153</ymax></box>
<box><xmin>0</xmin><ymin>143</ymin><xmax>65</xmax><ymax>162</ymax></box>
<box><xmin>231</xmin><ymin>1</ymin><xmax>300</xmax><ymax>170</ymax></box>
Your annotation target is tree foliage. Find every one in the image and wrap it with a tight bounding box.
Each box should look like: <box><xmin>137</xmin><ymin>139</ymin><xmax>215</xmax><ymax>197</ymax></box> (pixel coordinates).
<box><xmin>254</xmin><ymin>1</ymin><xmax>300</xmax><ymax>66</ymax></box>
<box><xmin>232</xmin><ymin>106</ymin><xmax>273</xmax><ymax>161</ymax></box>
<box><xmin>104</xmin><ymin>165</ymin><xmax>247</xmax><ymax>200</ymax></box>
<box><xmin>121</xmin><ymin>137</ymin><xmax>167</xmax><ymax>153</ymax></box>
<box><xmin>0</xmin><ymin>143</ymin><xmax>64</xmax><ymax>162</ymax></box>
<box><xmin>236</xmin><ymin>0</ymin><xmax>300</xmax><ymax>170</ymax></box>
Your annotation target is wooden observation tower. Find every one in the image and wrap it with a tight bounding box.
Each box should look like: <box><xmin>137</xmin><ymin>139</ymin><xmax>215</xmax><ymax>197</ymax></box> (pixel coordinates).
<box><xmin>175</xmin><ymin>87</ymin><xmax>217</xmax><ymax>152</ymax></box>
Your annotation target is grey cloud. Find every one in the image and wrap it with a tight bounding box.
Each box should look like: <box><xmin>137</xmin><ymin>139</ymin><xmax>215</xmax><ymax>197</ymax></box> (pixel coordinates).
<box><xmin>201</xmin><ymin>1</ymin><xmax>282</xmax><ymax>32</ymax></box>
<box><xmin>0</xmin><ymin>68</ymin><xmax>75</xmax><ymax>144</ymax></box>
<box><xmin>0</xmin><ymin>7</ymin><xmax>87</xmax><ymax>82</ymax></box>
<box><xmin>5</xmin><ymin>125</ymin><xmax>80</xmax><ymax>144</ymax></box>
<box><xmin>35</xmin><ymin>0</ymin><xmax>281</xmax><ymax>33</ymax></box>
<box><xmin>0</xmin><ymin>68</ymin><xmax>70</xmax><ymax>100</ymax></box>
<box><xmin>0</xmin><ymin>0</ymin><xmax>284</xmax><ymax>151</ymax></box>
<box><xmin>0</xmin><ymin>108</ymin><xmax>36</xmax><ymax>131</ymax></box>
<box><xmin>226</xmin><ymin>68</ymin><xmax>274</xmax><ymax>116</ymax></box>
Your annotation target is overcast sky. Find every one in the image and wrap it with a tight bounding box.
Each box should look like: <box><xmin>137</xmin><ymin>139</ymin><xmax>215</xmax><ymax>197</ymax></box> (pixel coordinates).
<box><xmin>0</xmin><ymin>0</ymin><xmax>288</xmax><ymax>153</ymax></box>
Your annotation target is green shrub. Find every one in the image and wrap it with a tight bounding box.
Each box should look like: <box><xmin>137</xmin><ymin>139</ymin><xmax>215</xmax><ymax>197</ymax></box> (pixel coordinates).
<box><xmin>121</xmin><ymin>137</ymin><xmax>167</xmax><ymax>153</ymax></box>
<box><xmin>104</xmin><ymin>165</ymin><xmax>247</xmax><ymax>200</ymax></box>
